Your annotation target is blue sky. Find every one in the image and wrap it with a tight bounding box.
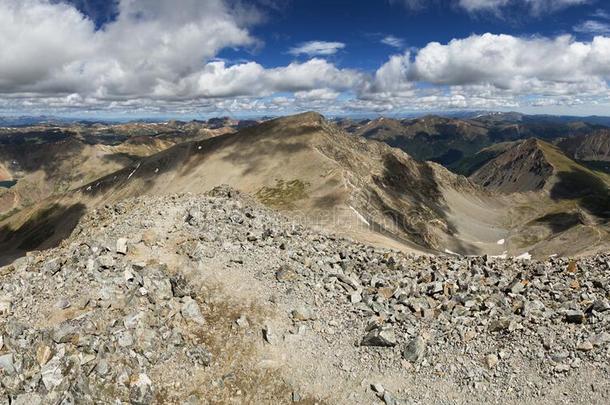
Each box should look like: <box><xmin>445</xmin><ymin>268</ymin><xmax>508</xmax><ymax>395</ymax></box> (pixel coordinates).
<box><xmin>246</xmin><ymin>1</ymin><xmax>603</xmax><ymax>68</ymax></box>
<box><xmin>70</xmin><ymin>0</ymin><xmax>608</xmax><ymax>71</ymax></box>
<box><xmin>1</xmin><ymin>0</ymin><xmax>610</xmax><ymax>118</ymax></box>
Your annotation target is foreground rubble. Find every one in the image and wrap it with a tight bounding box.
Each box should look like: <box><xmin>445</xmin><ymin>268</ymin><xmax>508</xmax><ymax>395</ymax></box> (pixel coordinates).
<box><xmin>0</xmin><ymin>186</ymin><xmax>608</xmax><ymax>404</ymax></box>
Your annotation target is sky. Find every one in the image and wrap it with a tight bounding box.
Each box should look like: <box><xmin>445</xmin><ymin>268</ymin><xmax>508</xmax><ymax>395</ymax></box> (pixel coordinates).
<box><xmin>1</xmin><ymin>0</ymin><xmax>610</xmax><ymax>119</ymax></box>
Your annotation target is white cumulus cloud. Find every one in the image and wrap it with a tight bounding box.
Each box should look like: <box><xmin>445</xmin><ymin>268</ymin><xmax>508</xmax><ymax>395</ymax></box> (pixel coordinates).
<box><xmin>0</xmin><ymin>1</ymin><xmax>609</xmax><ymax>116</ymax></box>
<box><xmin>410</xmin><ymin>33</ymin><xmax>610</xmax><ymax>87</ymax></box>
<box><xmin>0</xmin><ymin>0</ymin><xmax>256</xmax><ymax>97</ymax></box>
<box><xmin>288</xmin><ymin>41</ymin><xmax>346</xmax><ymax>56</ymax></box>
<box><xmin>0</xmin><ymin>0</ymin><xmax>362</xmax><ymax>113</ymax></box>
<box><xmin>357</xmin><ymin>32</ymin><xmax>610</xmax><ymax>113</ymax></box>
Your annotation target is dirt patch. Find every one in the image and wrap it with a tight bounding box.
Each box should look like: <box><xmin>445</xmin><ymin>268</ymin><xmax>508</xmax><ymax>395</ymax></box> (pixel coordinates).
<box><xmin>147</xmin><ymin>236</ymin><xmax>327</xmax><ymax>404</ymax></box>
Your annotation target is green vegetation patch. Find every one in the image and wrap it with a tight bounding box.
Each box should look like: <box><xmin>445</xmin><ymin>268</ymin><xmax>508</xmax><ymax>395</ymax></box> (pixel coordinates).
<box><xmin>511</xmin><ymin>232</ymin><xmax>545</xmax><ymax>249</ymax></box>
<box><xmin>255</xmin><ymin>179</ymin><xmax>310</xmax><ymax>209</ymax></box>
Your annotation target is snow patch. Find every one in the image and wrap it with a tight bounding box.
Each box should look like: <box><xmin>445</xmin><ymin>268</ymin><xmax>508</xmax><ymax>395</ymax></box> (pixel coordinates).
<box><xmin>127</xmin><ymin>162</ymin><xmax>142</xmax><ymax>180</ymax></box>
<box><xmin>497</xmin><ymin>239</ymin><xmax>505</xmax><ymax>245</ymax></box>
<box><xmin>490</xmin><ymin>251</ymin><xmax>508</xmax><ymax>259</ymax></box>
<box><xmin>444</xmin><ymin>249</ymin><xmax>461</xmax><ymax>256</ymax></box>
<box><xmin>515</xmin><ymin>252</ymin><xmax>532</xmax><ymax>260</ymax></box>
<box><xmin>349</xmin><ymin>206</ymin><xmax>370</xmax><ymax>226</ymax></box>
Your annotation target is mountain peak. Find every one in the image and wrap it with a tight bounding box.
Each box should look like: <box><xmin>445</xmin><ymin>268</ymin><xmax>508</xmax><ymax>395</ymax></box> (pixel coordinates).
<box><xmin>521</xmin><ymin>137</ymin><xmax>545</xmax><ymax>150</ymax></box>
<box><xmin>470</xmin><ymin>138</ymin><xmax>554</xmax><ymax>193</ymax></box>
<box><xmin>273</xmin><ymin>111</ymin><xmax>325</xmax><ymax>126</ymax></box>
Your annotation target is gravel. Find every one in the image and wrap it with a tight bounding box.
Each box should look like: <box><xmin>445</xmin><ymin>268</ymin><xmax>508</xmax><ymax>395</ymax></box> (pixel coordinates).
<box><xmin>0</xmin><ymin>185</ymin><xmax>608</xmax><ymax>403</ymax></box>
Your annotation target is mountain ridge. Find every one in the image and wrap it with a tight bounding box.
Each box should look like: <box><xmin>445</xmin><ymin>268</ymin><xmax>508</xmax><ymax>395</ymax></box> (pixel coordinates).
<box><xmin>0</xmin><ymin>113</ymin><xmax>507</xmax><ymax>261</ymax></box>
<box><xmin>1</xmin><ymin>113</ymin><xmax>608</xmax><ymax>265</ymax></box>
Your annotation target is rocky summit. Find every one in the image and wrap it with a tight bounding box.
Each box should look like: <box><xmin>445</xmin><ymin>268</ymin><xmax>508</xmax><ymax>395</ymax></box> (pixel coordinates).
<box><xmin>0</xmin><ymin>186</ymin><xmax>608</xmax><ymax>404</ymax></box>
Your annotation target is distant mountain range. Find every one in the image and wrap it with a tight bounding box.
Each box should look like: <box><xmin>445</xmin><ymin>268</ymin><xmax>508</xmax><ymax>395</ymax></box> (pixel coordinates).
<box><xmin>4</xmin><ymin>111</ymin><xmax>610</xmax><ymax>128</ymax></box>
<box><xmin>338</xmin><ymin>115</ymin><xmax>610</xmax><ymax>172</ymax></box>
<box><xmin>0</xmin><ymin>115</ymin><xmax>262</xmax><ymax>128</ymax></box>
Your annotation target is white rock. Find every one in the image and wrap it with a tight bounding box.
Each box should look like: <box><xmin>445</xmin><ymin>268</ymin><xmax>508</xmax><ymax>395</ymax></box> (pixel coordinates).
<box><xmin>0</xmin><ymin>299</ymin><xmax>12</xmax><ymax>315</ymax></box>
<box><xmin>350</xmin><ymin>291</ymin><xmax>362</xmax><ymax>304</ymax></box>
<box><xmin>236</xmin><ymin>314</ymin><xmax>249</xmax><ymax>328</ymax></box>
<box><xmin>41</xmin><ymin>352</ymin><xmax>64</xmax><ymax>390</ymax></box>
<box><xmin>116</xmin><ymin>238</ymin><xmax>128</xmax><ymax>255</ymax></box>
<box><xmin>12</xmin><ymin>393</ymin><xmax>43</xmax><ymax>405</ymax></box>
<box><xmin>0</xmin><ymin>353</ymin><xmax>15</xmax><ymax>374</ymax></box>
<box><xmin>181</xmin><ymin>297</ymin><xmax>205</xmax><ymax>325</ymax></box>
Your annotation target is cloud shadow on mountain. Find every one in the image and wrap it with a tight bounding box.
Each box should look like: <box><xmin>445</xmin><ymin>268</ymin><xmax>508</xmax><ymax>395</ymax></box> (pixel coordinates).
<box><xmin>0</xmin><ymin>202</ymin><xmax>87</xmax><ymax>267</ymax></box>
<box><xmin>549</xmin><ymin>169</ymin><xmax>610</xmax><ymax>219</ymax></box>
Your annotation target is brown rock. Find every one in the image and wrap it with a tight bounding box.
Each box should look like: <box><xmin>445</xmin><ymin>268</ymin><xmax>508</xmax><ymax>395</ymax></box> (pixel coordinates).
<box><xmin>275</xmin><ymin>265</ymin><xmax>298</xmax><ymax>282</ymax></box>
<box><xmin>378</xmin><ymin>287</ymin><xmax>395</xmax><ymax>300</ymax></box>
<box><xmin>485</xmin><ymin>354</ymin><xmax>499</xmax><ymax>369</ymax></box>
<box><xmin>567</xmin><ymin>260</ymin><xmax>577</xmax><ymax>273</ymax></box>
<box><xmin>36</xmin><ymin>344</ymin><xmax>53</xmax><ymax>366</ymax></box>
